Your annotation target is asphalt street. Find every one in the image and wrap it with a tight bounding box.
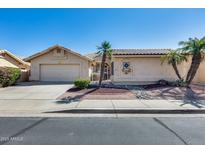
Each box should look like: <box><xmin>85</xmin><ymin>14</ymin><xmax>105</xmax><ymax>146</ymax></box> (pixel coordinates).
<box><xmin>0</xmin><ymin>117</ymin><xmax>205</xmax><ymax>145</ymax></box>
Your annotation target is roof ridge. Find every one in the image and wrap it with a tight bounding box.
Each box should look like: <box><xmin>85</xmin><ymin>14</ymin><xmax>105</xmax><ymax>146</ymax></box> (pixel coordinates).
<box><xmin>113</xmin><ymin>48</ymin><xmax>171</xmax><ymax>50</ymax></box>
<box><xmin>112</xmin><ymin>48</ymin><xmax>171</xmax><ymax>55</ymax></box>
<box><xmin>24</xmin><ymin>45</ymin><xmax>93</xmax><ymax>62</ymax></box>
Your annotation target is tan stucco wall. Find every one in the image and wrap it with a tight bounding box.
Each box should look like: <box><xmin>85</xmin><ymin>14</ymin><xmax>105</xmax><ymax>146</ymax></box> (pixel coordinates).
<box><xmin>112</xmin><ymin>55</ymin><xmax>204</xmax><ymax>84</ymax></box>
<box><xmin>0</xmin><ymin>57</ymin><xmax>18</xmax><ymax>68</ymax></box>
<box><xmin>29</xmin><ymin>49</ymin><xmax>91</xmax><ymax>81</ymax></box>
<box><xmin>197</xmin><ymin>57</ymin><xmax>205</xmax><ymax>83</ymax></box>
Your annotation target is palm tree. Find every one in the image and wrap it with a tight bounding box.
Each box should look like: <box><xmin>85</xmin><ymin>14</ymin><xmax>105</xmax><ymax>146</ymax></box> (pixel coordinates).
<box><xmin>96</xmin><ymin>41</ymin><xmax>113</xmax><ymax>87</ymax></box>
<box><xmin>178</xmin><ymin>37</ymin><xmax>205</xmax><ymax>85</ymax></box>
<box><xmin>161</xmin><ymin>50</ymin><xmax>187</xmax><ymax>80</ymax></box>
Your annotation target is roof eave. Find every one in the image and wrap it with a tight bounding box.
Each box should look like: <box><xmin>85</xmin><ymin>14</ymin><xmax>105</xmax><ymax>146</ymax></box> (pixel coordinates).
<box><xmin>1</xmin><ymin>50</ymin><xmax>29</xmax><ymax>66</ymax></box>
<box><xmin>113</xmin><ymin>53</ymin><xmax>166</xmax><ymax>56</ymax></box>
<box><xmin>24</xmin><ymin>45</ymin><xmax>93</xmax><ymax>62</ymax></box>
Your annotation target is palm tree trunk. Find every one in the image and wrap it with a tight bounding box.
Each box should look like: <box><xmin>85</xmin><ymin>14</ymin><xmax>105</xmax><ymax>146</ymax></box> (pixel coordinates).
<box><xmin>186</xmin><ymin>55</ymin><xmax>196</xmax><ymax>82</ymax></box>
<box><xmin>187</xmin><ymin>54</ymin><xmax>202</xmax><ymax>85</ymax></box>
<box><xmin>172</xmin><ymin>62</ymin><xmax>182</xmax><ymax>80</ymax></box>
<box><xmin>99</xmin><ymin>53</ymin><xmax>106</xmax><ymax>87</ymax></box>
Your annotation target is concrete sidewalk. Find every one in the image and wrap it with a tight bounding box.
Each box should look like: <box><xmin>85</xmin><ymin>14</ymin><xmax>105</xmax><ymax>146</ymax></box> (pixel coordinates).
<box><xmin>75</xmin><ymin>99</ymin><xmax>205</xmax><ymax>109</ymax></box>
<box><xmin>0</xmin><ymin>99</ymin><xmax>205</xmax><ymax>117</ymax></box>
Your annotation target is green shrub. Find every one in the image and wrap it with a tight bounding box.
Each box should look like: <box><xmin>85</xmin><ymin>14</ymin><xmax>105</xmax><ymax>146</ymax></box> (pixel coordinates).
<box><xmin>0</xmin><ymin>67</ymin><xmax>21</xmax><ymax>87</ymax></box>
<box><xmin>74</xmin><ymin>79</ymin><xmax>90</xmax><ymax>89</ymax></box>
<box><xmin>169</xmin><ymin>79</ymin><xmax>187</xmax><ymax>87</ymax></box>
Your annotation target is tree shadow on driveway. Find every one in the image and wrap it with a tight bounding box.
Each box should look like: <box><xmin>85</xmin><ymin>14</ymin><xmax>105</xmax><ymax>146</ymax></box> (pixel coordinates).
<box><xmin>55</xmin><ymin>88</ymin><xmax>99</xmax><ymax>104</ymax></box>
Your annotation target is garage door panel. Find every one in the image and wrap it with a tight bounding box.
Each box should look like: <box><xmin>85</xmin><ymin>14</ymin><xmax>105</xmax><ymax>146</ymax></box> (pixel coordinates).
<box><xmin>40</xmin><ymin>64</ymin><xmax>80</xmax><ymax>81</ymax></box>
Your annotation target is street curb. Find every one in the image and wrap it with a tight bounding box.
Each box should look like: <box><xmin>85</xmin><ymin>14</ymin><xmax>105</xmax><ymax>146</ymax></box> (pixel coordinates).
<box><xmin>44</xmin><ymin>108</ymin><xmax>205</xmax><ymax>114</ymax></box>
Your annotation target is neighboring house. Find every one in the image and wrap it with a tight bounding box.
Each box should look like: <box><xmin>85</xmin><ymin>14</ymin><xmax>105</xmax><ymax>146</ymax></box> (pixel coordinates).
<box><xmin>0</xmin><ymin>49</ymin><xmax>30</xmax><ymax>81</ymax></box>
<box><xmin>0</xmin><ymin>55</ymin><xmax>18</xmax><ymax>68</ymax></box>
<box><xmin>24</xmin><ymin>45</ymin><xmax>93</xmax><ymax>82</ymax></box>
<box><xmin>86</xmin><ymin>53</ymin><xmax>112</xmax><ymax>81</ymax></box>
<box><xmin>111</xmin><ymin>49</ymin><xmax>205</xmax><ymax>84</ymax></box>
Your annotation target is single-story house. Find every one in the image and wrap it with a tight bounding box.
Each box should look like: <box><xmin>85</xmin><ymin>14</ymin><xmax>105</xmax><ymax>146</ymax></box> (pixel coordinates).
<box><xmin>0</xmin><ymin>49</ymin><xmax>30</xmax><ymax>81</ymax></box>
<box><xmin>24</xmin><ymin>45</ymin><xmax>93</xmax><ymax>82</ymax></box>
<box><xmin>111</xmin><ymin>49</ymin><xmax>205</xmax><ymax>84</ymax></box>
<box><xmin>24</xmin><ymin>45</ymin><xmax>205</xmax><ymax>84</ymax></box>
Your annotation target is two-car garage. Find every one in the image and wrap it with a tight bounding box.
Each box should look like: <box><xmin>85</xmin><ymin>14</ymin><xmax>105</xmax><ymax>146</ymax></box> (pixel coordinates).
<box><xmin>40</xmin><ymin>64</ymin><xmax>80</xmax><ymax>82</ymax></box>
<box><xmin>25</xmin><ymin>45</ymin><xmax>92</xmax><ymax>82</ymax></box>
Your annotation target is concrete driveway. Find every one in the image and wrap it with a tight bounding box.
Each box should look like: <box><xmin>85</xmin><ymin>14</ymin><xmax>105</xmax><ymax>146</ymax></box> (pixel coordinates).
<box><xmin>0</xmin><ymin>82</ymin><xmax>74</xmax><ymax>115</ymax></box>
<box><xmin>0</xmin><ymin>82</ymin><xmax>73</xmax><ymax>100</ymax></box>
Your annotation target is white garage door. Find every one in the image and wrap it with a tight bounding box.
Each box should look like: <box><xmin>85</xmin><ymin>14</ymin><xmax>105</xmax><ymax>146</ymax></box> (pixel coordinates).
<box><xmin>40</xmin><ymin>64</ymin><xmax>80</xmax><ymax>81</ymax></box>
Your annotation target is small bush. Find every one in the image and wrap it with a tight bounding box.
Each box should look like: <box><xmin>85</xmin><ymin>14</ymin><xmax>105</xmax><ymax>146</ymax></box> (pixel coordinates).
<box><xmin>169</xmin><ymin>79</ymin><xmax>187</xmax><ymax>87</ymax></box>
<box><xmin>74</xmin><ymin>79</ymin><xmax>90</xmax><ymax>89</ymax></box>
<box><xmin>157</xmin><ymin>79</ymin><xmax>169</xmax><ymax>86</ymax></box>
<box><xmin>0</xmin><ymin>67</ymin><xmax>21</xmax><ymax>87</ymax></box>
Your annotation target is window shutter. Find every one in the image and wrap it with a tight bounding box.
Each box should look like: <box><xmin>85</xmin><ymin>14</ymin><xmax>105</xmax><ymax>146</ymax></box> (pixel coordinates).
<box><xmin>111</xmin><ymin>62</ymin><xmax>114</xmax><ymax>75</ymax></box>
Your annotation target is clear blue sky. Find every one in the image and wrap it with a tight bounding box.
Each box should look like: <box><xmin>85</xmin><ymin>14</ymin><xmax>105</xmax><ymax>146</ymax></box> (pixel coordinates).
<box><xmin>0</xmin><ymin>8</ymin><xmax>205</xmax><ymax>57</ymax></box>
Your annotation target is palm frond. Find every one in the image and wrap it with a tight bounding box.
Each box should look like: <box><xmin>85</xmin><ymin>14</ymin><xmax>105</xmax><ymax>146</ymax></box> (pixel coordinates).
<box><xmin>160</xmin><ymin>55</ymin><xmax>168</xmax><ymax>65</ymax></box>
<box><xmin>161</xmin><ymin>50</ymin><xmax>187</xmax><ymax>65</ymax></box>
<box><xmin>178</xmin><ymin>41</ymin><xmax>186</xmax><ymax>46</ymax></box>
<box><xmin>106</xmin><ymin>49</ymin><xmax>113</xmax><ymax>60</ymax></box>
<box><xmin>178</xmin><ymin>36</ymin><xmax>205</xmax><ymax>55</ymax></box>
<box><xmin>96</xmin><ymin>41</ymin><xmax>112</xmax><ymax>58</ymax></box>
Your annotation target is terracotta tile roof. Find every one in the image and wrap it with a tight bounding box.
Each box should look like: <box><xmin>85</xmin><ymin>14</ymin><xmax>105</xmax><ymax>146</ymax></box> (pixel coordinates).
<box><xmin>112</xmin><ymin>49</ymin><xmax>171</xmax><ymax>55</ymax></box>
<box><xmin>85</xmin><ymin>52</ymin><xmax>101</xmax><ymax>61</ymax></box>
